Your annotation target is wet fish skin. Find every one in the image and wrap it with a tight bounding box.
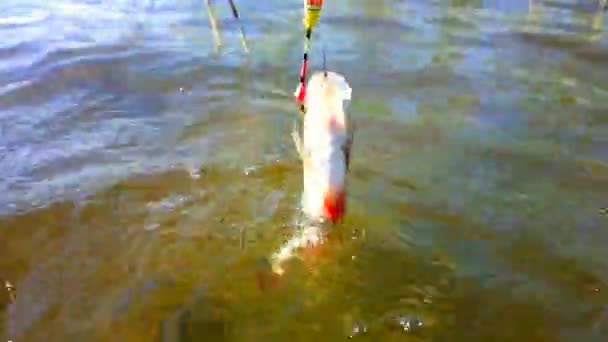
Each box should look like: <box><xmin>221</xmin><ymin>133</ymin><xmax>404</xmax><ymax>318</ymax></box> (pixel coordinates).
<box><xmin>292</xmin><ymin>70</ymin><xmax>354</xmax><ymax>225</ymax></box>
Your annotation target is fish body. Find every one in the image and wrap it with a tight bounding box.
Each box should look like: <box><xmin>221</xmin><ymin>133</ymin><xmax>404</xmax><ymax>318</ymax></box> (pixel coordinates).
<box><xmin>264</xmin><ymin>71</ymin><xmax>352</xmax><ymax>277</ymax></box>
<box><xmin>293</xmin><ymin>71</ymin><xmax>353</xmax><ymax>224</ymax></box>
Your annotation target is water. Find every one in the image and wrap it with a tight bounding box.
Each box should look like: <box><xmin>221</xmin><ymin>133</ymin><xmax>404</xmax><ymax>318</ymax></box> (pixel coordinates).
<box><xmin>1</xmin><ymin>0</ymin><xmax>607</xmax><ymax>340</ymax></box>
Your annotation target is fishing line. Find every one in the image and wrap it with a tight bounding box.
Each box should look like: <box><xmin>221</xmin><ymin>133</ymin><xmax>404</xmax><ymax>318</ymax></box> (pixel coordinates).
<box><xmin>204</xmin><ymin>0</ymin><xmax>249</xmax><ymax>53</ymax></box>
<box><xmin>295</xmin><ymin>0</ymin><xmax>324</xmax><ymax>116</ymax></box>
<box><xmin>323</xmin><ymin>44</ymin><xmax>327</xmax><ymax>77</ymax></box>
<box><xmin>227</xmin><ymin>0</ymin><xmax>250</xmax><ymax>53</ymax></box>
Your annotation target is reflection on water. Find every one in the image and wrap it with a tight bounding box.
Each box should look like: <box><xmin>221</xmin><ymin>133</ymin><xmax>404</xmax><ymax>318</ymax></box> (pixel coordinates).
<box><xmin>1</xmin><ymin>0</ymin><xmax>608</xmax><ymax>340</ymax></box>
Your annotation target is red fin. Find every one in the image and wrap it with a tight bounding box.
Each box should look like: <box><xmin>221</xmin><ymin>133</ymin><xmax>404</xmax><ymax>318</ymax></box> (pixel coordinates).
<box><xmin>323</xmin><ymin>188</ymin><xmax>346</xmax><ymax>224</ymax></box>
<box><xmin>256</xmin><ymin>269</ymin><xmax>280</xmax><ymax>292</ymax></box>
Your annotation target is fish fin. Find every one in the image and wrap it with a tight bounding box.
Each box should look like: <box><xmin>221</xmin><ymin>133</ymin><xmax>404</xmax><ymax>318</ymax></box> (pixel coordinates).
<box><xmin>333</xmin><ymin>73</ymin><xmax>352</xmax><ymax>101</ymax></box>
<box><xmin>343</xmin><ymin>119</ymin><xmax>355</xmax><ymax>172</ymax></box>
<box><xmin>291</xmin><ymin>120</ymin><xmax>304</xmax><ymax>160</ymax></box>
<box><xmin>299</xmin><ymin>104</ymin><xmax>306</xmax><ymax>119</ymax></box>
<box><xmin>343</xmin><ymin>142</ymin><xmax>351</xmax><ymax>172</ymax></box>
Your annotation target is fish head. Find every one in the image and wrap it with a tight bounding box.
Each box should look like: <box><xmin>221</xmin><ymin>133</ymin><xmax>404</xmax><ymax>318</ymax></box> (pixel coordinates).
<box><xmin>305</xmin><ymin>71</ymin><xmax>352</xmax><ymax>113</ymax></box>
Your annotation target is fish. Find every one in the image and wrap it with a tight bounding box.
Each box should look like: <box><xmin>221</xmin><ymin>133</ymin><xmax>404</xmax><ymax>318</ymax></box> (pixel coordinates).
<box><xmin>5</xmin><ymin>280</ymin><xmax>16</xmax><ymax>304</ymax></box>
<box><xmin>292</xmin><ymin>70</ymin><xmax>354</xmax><ymax>225</ymax></box>
<box><xmin>268</xmin><ymin>224</ymin><xmax>325</xmax><ymax>276</ymax></box>
<box><xmin>261</xmin><ymin>70</ymin><xmax>353</xmax><ymax>278</ymax></box>
<box><xmin>256</xmin><ymin>0</ymin><xmax>334</xmax><ymax>284</ymax></box>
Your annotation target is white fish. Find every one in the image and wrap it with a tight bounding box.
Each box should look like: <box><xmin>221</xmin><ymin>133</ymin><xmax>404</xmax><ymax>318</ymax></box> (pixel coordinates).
<box><xmin>264</xmin><ymin>70</ymin><xmax>354</xmax><ymax>276</ymax></box>
<box><xmin>292</xmin><ymin>70</ymin><xmax>354</xmax><ymax>225</ymax></box>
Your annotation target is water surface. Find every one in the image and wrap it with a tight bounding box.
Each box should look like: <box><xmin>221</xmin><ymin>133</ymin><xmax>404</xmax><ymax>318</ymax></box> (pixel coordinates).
<box><xmin>1</xmin><ymin>0</ymin><xmax>608</xmax><ymax>341</ymax></box>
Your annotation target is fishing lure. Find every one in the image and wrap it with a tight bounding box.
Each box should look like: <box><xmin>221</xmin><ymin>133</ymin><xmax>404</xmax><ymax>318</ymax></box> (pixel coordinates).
<box><xmin>274</xmin><ymin>0</ymin><xmax>355</xmax><ymax>270</ymax></box>
<box><xmin>294</xmin><ymin>0</ymin><xmax>325</xmax><ymax>115</ymax></box>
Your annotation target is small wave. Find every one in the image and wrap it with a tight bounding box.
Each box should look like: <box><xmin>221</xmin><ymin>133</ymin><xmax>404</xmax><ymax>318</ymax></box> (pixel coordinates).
<box><xmin>50</xmin><ymin>2</ymin><xmax>128</xmax><ymax>21</ymax></box>
<box><xmin>0</xmin><ymin>79</ymin><xmax>34</xmax><ymax>97</ymax></box>
<box><xmin>146</xmin><ymin>193</ymin><xmax>193</xmax><ymax>214</ymax></box>
<box><xmin>0</xmin><ymin>45</ymin><xmax>164</xmax><ymax>109</ymax></box>
<box><xmin>0</xmin><ymin>9</ymin><xmax>50</xmax><ymax>26</ymax></box>
<box><xmin>324</xmin><ymin>15</ymin><xmax>412</xmax><ymax>32</ymax></box>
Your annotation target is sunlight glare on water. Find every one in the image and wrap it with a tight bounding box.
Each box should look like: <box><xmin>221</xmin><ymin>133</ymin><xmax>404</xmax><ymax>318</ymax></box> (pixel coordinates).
<box><xmin>1</xmin><ymin>0</ymin><xmax>608</xmax><ymax>341</ymax></box>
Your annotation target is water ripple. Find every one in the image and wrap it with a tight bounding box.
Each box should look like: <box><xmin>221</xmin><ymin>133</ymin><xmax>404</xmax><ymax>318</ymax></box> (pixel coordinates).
<box><xmin>1</xmin><ymin>0</ymin><xmax>607</xmax><ymax>340</ymax></box>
